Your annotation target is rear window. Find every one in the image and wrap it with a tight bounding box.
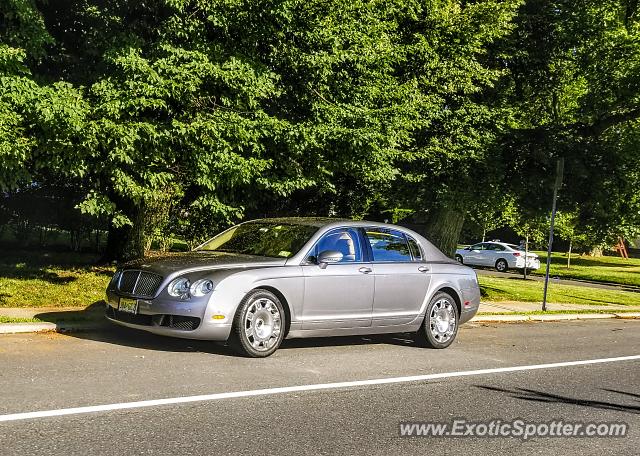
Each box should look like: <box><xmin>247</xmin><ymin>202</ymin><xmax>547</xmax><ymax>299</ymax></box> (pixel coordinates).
<box><xmin>365</xmin><ymin>229</ymin><xmax>412</xmax><ymax>262</ymax></box>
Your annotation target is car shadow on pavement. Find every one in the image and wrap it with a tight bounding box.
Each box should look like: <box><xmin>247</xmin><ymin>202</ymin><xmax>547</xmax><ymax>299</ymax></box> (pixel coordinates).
<box><xmin>33</xmin><ymin>303</ymin><xmax>423</xmax><ymax>356</ymax></box>
<box><xmin>34</xmin><ymin>301</ymin><xmax>107</xmax><ymax>325</ymax></box>
<box><xmin>475</xmin><ymin>385</ymin><xmax>640</xmax><ymax>414</ymax></box>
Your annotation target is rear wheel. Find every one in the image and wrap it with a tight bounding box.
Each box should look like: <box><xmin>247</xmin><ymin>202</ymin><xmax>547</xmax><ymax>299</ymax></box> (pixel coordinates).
<box><xmin>415</xmin><ymin>292</ymin><xmax>459</xmax><ymax>349</ymax></box>
<box><xmin>495</xmin><ymin>258</ymin><xmax>508</xmax><ymax>272</ymax></box>
<box><xmin>229</xmin><ymin>289</ymin><xmax>285</xmax><ymax>358</ymax></box>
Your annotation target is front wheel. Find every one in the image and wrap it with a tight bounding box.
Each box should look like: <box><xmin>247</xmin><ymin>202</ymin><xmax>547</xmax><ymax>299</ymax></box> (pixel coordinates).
<box><xmin>229</xmin><ymin>289</ymin><xmax>285</xmax><ymax>357</ymax></box>
<box><xmin>415</xmin><ymin>292</ymin><xmax>459</xmax><ymax>349</ymax></box>
<box><xmin>455</xmin><ymin>254</ymin><xmax>463</xmax><ymax>264</ymax></box>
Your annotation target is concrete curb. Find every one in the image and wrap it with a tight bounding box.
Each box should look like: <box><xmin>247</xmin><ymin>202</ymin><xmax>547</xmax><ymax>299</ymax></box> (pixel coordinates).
<box><xmin>472</xmin><ymin>312</ymin><xmax>640</xmax><ymax>323</ymax></box>
<box><xmin>0</xmin><ymin>322</ymin><xmax>102</xmax><ymax>334</ymax></box>
<box><xmin>615</xmin><ymin>312</ymin><xmax>640</xmax><ymax>319</ymax></box>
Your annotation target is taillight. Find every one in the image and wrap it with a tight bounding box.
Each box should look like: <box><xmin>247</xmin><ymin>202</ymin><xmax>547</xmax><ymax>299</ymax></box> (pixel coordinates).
<box><xmin>513</xmin><ymin>252</ymin><xmax>521</xmax><ymax>257</ymax></box>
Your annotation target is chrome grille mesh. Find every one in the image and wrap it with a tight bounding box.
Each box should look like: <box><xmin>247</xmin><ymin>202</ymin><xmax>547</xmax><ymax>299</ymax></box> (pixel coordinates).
<box><xmin>135</xmin><ymin>273</ymin><xmax>163</xmax><ymax>297</ymax></box>
<box><xmin>117</xmin><ymin>271</ymin><xmax>163</xmax><ymax>298</ymax></box>
<box><xmin>119</xmin><ymin>271</ymin><xmax>139</xmax><ymax>294</ymax></box>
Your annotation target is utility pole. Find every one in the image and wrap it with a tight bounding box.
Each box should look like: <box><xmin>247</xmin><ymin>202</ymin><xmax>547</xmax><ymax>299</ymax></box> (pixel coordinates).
<box><xmin>542</xmin><ymin>158</ymin><xmax>564</xmax><ymax>311</ymax></box>
<box><xmin>523</xmin><ymin>233</ymin><xmax>529</xmax><ymax>280</ymax></box>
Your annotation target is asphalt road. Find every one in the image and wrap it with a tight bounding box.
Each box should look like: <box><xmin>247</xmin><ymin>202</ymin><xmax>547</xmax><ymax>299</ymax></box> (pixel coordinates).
<box><xmin>0</xmin><ymin>320</ymin><xmax>638</xmax><ymax>455</ymax></box>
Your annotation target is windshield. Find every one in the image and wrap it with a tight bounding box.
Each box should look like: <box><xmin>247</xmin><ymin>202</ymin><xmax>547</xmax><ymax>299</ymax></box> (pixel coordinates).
<box><xmin>196</xmin><ymin>222</ymin><xmax>319</xmax><ymax>258</ymax></box>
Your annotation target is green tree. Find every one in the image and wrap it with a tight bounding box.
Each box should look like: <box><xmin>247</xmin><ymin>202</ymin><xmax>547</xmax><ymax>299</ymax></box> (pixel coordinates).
<box><xmin>555</xmin><ymin>210</ymin><xmax>589</xmax><ymax>267</ymax></box>
<box><xmin>493</xmin><ymin>0</ymin><xmax>640</xmax><ymax>253</ymax></box>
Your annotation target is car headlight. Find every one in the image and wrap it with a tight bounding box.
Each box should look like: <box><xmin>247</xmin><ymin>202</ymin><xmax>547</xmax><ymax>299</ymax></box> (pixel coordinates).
<box><xmin>167</xmin><ymin>277</ymin><xmax>191</xmax><ymax>298</ymax></box>
<box><xmin>190</xmin><ymin>279</ymin><xmax>214</xmax><ymax>297</ymax></box>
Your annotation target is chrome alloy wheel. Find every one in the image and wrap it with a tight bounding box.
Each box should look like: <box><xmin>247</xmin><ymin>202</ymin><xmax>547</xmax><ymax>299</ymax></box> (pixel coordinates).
<box><xmin>244</xmin><ymin>298</ymin><xmax>282</xmax><ymax>352</ymax></box>
<box><xmin>429</xmin><ymin>298</ymin><xmax>456</xmax><ymax>343</ymax></box>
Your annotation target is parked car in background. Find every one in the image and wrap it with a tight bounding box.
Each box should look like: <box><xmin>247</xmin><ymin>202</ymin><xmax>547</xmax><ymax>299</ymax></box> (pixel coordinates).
<box><xmin>105</xmin><ymin>218</ymin><xmax>481</xmax><ymax>357</ymax></box>
<box><xmin>455</xmin><ymin>241</ymin><xmax>541</xmax><ymax>272</ymax></box>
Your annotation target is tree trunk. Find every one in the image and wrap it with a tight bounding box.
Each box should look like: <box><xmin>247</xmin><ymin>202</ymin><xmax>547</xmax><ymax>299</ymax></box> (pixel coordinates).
<box><xmin>567</xmin><ymin>238</ymin><xmax>572</xmax><ymax>268</ymax></box>
<box><xmin>424</xmin><ymin>207</ymin><xmax>465</xmax><ymax>257</ymax></box>
<box><xmin>95</xmin><ymin>229</ymin><xmax>101</xmax><ymax>253</ymax></box>
<box><xmin>100</xmin><ymin>199</ymin><xmax>171</xmax><ymax>263</ymax></box>
<box><xmin>102</xmin><ymin>225</ymin><xmax>126</xmax><ymax>263</ymax></box>
<box><xmin>100</xmin><ymin>211</ymin><xmax>147</xmax><ymax>264</ymax></box>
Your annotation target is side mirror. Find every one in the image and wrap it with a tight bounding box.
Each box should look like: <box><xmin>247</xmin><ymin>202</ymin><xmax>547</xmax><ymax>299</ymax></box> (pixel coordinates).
<box><xmin>464</xmin><ymin>246</ymin><xmax>470</xmax><ymax>250</ymax></box>
<box><xmin>317</xmin><ymin>250</ymin><xmax>343</xmax><ymax>269</ymax></box>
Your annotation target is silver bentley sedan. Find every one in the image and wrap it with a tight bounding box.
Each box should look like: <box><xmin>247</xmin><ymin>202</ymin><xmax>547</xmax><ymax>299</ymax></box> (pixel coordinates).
<box><xmin>105</xmin><ymin>218</ymin><xmax>480</xmax><ymax>357</ymax></box>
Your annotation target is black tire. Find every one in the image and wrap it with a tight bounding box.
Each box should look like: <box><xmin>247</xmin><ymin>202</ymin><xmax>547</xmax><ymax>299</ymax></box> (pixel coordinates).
<box><xmin>495</xmin><ymin>258</ymin><xmax>508</xmax><ymax>272</ymax></box>
<box><xmin>455</xmin><ymin>254</ymin><xmax>463</xmax><ymax>264</ymax></box>
<box><xmin>415</xmin><ymin>291</ymin><xmax>459</xmax><ymax>349</ymax></box>
<box><xmin>228</xmin><ymin>289</ymin><xmax>286</xmax><ymax>358</ymax></box>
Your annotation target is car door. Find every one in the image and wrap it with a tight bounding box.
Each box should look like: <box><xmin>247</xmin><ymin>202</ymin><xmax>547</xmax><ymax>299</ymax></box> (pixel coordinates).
<box><xmin>489</xmin><ymin>243</ymin><xmax>508</xmax><ymax>267</ymax></box>
<box><xmin>465</xmin><ymin>243</ymin><xmax>485</xmax><ymax>266</ymax></box>
<box><xmin>301</xmin><ymin>227</ymin><xmax>374</xmax><ymax>330</ymax></box>
<box><xmin>363</xmin><ymin>228</ymin><xmax>431</xmax><ymax>326</ymax></box>
<box><xmin>482</xmin><ymin>243</ymin><xmax>499</xmax><ymax>266</ymax></box>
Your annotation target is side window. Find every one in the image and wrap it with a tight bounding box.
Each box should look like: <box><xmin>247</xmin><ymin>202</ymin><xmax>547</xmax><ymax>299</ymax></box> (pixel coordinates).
<box><xmin>365</xmin><ymin>229</ymin><xmax>412</xmax><ymax>262</ymax></box>
<box><xmin>308</xmin><ymin>228</ymin><xmax>362</xmax><ymax>263</ymax></box>
<box><xmin>492</xmin><ymin>244</ymin><xmax>506</xmax><ymax>251</ymax></box>
<box><xmin>470</xmin><ymin>243</ymin><xmax>484</xmax><ymax>251</ymax></box>
<box><xmin>407</xmin><ymin>236</ymin><xmax>423</xmax><ymax>261</ymax></box>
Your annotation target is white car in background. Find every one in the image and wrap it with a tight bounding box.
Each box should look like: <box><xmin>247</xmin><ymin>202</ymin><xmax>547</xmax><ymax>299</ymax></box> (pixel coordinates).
<box><xmin>455</xmin><ymin>241</ymin><xmax>540</xmax><ymax>272</ymax></box>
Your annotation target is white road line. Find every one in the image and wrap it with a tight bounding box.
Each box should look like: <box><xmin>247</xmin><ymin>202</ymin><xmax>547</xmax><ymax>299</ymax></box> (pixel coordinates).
<box><xmin>1</xmin><ymin>354</ymin><xmax>639</xmax><ymax>423</ymax></box>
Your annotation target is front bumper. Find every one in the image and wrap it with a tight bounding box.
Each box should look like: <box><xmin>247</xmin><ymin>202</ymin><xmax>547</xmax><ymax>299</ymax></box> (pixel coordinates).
<box><xmin>105</xmin><ymin>290</ymin><xmax>232</xmax><ymax>341</ymax></box>
<box><xmin>459</xmin><ymin>284</ymin><xmax>481</xmax><ymax>324</ymax></box>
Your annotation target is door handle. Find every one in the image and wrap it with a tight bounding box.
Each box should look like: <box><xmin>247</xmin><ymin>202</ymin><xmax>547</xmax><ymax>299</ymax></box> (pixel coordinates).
<box><xmin>358</xmin><ymin>267</ymin><xmax>372</xmax><ymax>274</ymax></box>
<box><xmin>418</xmin><ymin>266</ymin><xmax>430</xmax><ymax>273</ymax></box>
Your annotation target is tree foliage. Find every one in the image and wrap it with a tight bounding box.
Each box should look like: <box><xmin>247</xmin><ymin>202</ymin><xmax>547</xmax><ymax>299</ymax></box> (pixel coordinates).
<box><xmin>1</xmin><ymin>0</ymin><xmax>638</xmax><ymax>259</ymax></box>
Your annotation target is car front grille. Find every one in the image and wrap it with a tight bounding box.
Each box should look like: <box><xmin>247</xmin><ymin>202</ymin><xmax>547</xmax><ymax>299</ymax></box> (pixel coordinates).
<box><xmin>158</xmin><ymin>315</ymin><xmax>201</xmax><ymax>331</ymax></box>
<box><xmin>117</xmin><ymin>270</ymin><xmax>163</xmax><ymax>298</ymax></box>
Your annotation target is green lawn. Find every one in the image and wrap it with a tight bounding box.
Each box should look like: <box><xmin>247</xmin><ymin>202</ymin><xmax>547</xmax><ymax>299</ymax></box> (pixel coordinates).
<box><xmin>479</xmin><ymin>276</ymin><xmax>640</xmax><ymax>306</ymax></box>
<box><xmin>530</xmin><ymin>252</ymin><xmax>640</xmax><ymax>287</ymax></box>
<box><xmin>0</xmin><ymin>316</ymin><xmax>42</xmax><ymax>323</ymax></box>
<box><xmin>0</xmin><ymin>250</ymin><xmax>113</xmax><ymax>308</ymax></box>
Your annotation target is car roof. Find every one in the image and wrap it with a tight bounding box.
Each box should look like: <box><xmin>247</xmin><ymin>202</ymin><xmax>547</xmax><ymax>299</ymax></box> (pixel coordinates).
<box><xmin>243</xmin><ymin>217</ymin><xmax>415</xmax><ymax>231</ymax></box>
<box><xmin>476</xmin><ymin>241</ymin><xmax>514</xmax><ymax>247</ymax></box>
<box><xmin>242</xmin><ymin>217</ymin><xmax>350</xmax><ymax>228</ymax></box>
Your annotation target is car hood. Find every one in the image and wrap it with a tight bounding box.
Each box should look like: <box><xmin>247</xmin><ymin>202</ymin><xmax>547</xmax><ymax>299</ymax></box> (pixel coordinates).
<box><xmin>122</xmin><ymin>251</ymin><xmax>287</xmax><ymax>276</ymax></box>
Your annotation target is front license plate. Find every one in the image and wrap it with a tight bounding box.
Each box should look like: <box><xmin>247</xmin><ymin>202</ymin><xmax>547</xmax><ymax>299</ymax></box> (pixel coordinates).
<box><xmin>119</xmin><ymin>298</ymin><xmax>138</xmax><ymax>314</ymax></box>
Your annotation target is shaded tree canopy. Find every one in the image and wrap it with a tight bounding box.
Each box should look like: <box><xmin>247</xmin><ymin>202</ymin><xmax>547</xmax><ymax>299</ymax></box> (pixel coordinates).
<box><xmin>1</xmin><ymin>0</ymin><xmax>639</xmax><ymax>260</ymax></box>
